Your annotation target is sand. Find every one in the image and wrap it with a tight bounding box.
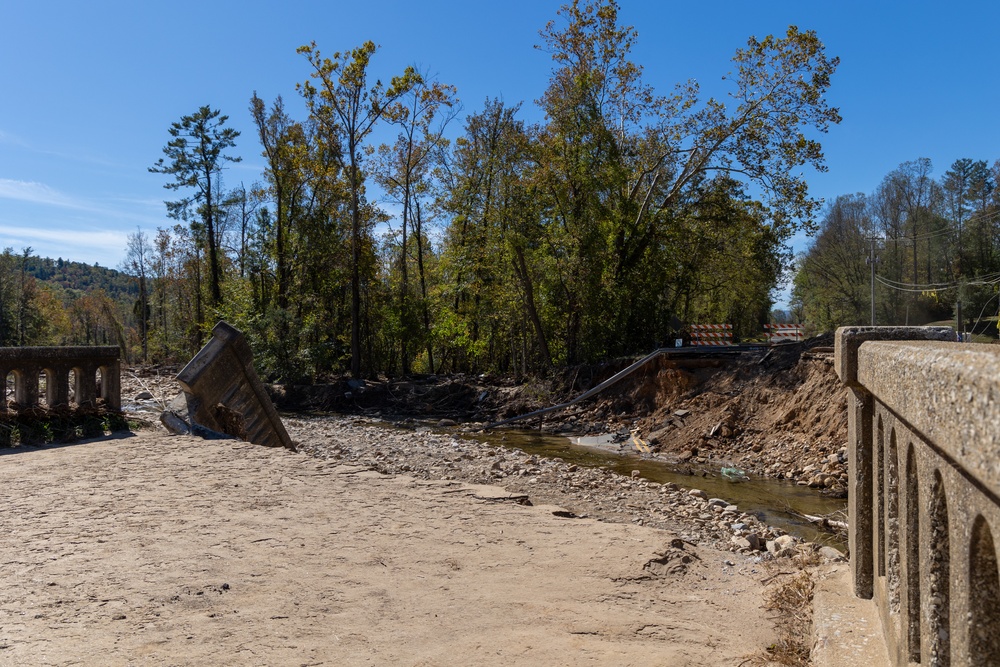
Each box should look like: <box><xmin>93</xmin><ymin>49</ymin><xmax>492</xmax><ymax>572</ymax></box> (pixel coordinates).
<box><xmin>0</xmin><ymin>432</ymin><xmax>777</xmax><ymax>666</ymax></box>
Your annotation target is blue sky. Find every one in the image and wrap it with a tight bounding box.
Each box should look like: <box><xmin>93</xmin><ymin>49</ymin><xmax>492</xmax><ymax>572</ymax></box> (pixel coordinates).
<box><xmin>2</xmin><ymin>0</ymin><xmax>998</xmax><ymax>306</ymax></box>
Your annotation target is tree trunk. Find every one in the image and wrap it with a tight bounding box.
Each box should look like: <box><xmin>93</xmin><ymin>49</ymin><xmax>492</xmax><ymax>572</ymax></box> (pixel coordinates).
<box><xmin>349</xmin><ymin>144</ymin><xmax>362</xmax><ymax>378</ymax></box>
<box><xmin>512</xmin><ymin>245</ymin><xmax>552</xmax><ymax>367</ymax></box>
<box><xmin>415</xmin><ymin>201</ymin><xmax>434</xmax><ymax>373</ymax></box>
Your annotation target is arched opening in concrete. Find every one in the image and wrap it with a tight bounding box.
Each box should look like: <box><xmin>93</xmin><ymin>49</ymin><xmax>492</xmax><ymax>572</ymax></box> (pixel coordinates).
<box><xmin>969</xmin><ymin>516</ymin><xmax>1000</xmax><ymax>663</ymax></box>
<box><xmin>877</xmin><ymin>414</ymin><xmax>886</xmax><ymax>577</ymax></box>
<box><xmin>37</xmin><ymin>369</ymin><xmax>48</xmax><ymax>407</ymax></box>
<box><xmin>905</xmin><ymin>444</ymin><xmax>920</xmax><ymax>663</ymax></box>
<box><xmin>67</xmin><ymin>369</ymin><xmax>77</xmax><ymax>405</ymax></box>
<box><xmin>0</xmin><ymin>371</ymin><xmax>12</xmax><ymax>447</ymax></box>
<box><xmin>928</xmin><ymin>470</ymin><xmax>950</xmax><ymax>665</ymax></box>
<box><xmin>887</xmin><ymin>427</ymin><xmax>900</xmax><ymax>613</ymax></box>
<box><xmin>4</xmin><ymin>370</ymin><xmax>14</xmax><ymax>409</ymax></box>
<box><xmin>42</xmin><ymin>366</ymin><xmax>69</xmax><ymax>408</ymax></box>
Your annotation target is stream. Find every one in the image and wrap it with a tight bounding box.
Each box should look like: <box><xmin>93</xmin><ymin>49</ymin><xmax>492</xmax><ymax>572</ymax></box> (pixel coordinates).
<box><xmin>464</xmin><ymin>428</ymin><xmax>848</xmax><ymax>548</ymax></box>
<box><xmin>134</xmin><ymin>391</ymin><xmax>849</xmax><ymax>549</ymax></box>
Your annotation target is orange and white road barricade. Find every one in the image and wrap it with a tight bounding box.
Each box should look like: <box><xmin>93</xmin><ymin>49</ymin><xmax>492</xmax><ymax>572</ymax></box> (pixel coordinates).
<box><xmin>765</xmin><ymin>323</ymin><xmax>804</xmax><ymax>343</ymax></box>
<box><xmin>690</xmin><ymin>324</ymin><xmax>733</xmax><ymax>346</ymax></box>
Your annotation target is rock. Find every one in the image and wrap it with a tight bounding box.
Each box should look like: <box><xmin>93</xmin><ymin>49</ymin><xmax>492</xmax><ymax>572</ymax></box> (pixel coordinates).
<box><xmin>135</xmin><ymin>391</ymin><xmax>154</xmax><ymax>400</ymax></box>
<box><xmin>707</xmin><ymin>498</ymin><xmax>728</xmax><ymax>508</ymax></box>
<box><xmin>688</xmin><ymin>489</ymin><xmax>708</xmax><ymax>500</ymax></box>
<box><xmin>746</xmin><ymin>533</ymin><xmax>763</xmax><ymax>551</ymax></box>
<box><xmin>437</xmin><ymin>419</ymin><xmax>458</xmax><ymax>427</ymax></box>
<box><xmin>823</xmin><ymin>475</ymin><xmax>838</xmax><ymax>488</ymax></box>
<box><xmin>731</xmin><ymin>535</ymin><xmax>751</xmax><ymax>550</ymax></box>
<box><xmin>819</xmin><ymin>546</ymin><xmax>845</xmax><ymax>560</ymax></box>
<box><xmin>678</xmin><ymin>450</ymin><xmax>694</xmax><ymax>462</ymax></box>
<box><xmin>631</xmin><ymin>470</ymin><xmax>641</xmax><ymax>479</ymax></box>
<box><xmin>774</xmin><ymin>534</ymin><xmax>797</xmax><ymax>550</ymax></box>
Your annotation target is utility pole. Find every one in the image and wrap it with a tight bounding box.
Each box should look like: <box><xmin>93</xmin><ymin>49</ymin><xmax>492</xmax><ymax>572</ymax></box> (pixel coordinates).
<box><xmin>866</xmin><ymin>236</ymin><xmax>879</xmax><ymax>326</ymax></box>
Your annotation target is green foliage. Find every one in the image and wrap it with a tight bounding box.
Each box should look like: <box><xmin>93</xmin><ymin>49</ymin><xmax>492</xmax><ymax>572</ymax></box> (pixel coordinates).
<box><xmin>793</xmin><ymin>156</ymin><xmax>1000</xmax><ymax>334</ymax></box>
<box><xmin>76</xmin><ymin>4</ymin><xmax>839</xmax><ymax>377</ymax></box>
<box><xmin>149</xmin><ymin>106</ymin><xmax>242</xmax><ymax>308</ymax></box>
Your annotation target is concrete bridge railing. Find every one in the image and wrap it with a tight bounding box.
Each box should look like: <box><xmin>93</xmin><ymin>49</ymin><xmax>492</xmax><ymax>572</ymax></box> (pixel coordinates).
<box><xmin>836</xmin><ymin>326</ymin><xmax>1000</xmax><ymax>666</ymax></box>
<box><xmin>0</xmin><ymin>346</ymin><xmax>121</xmax><ymax>412</ymax></box>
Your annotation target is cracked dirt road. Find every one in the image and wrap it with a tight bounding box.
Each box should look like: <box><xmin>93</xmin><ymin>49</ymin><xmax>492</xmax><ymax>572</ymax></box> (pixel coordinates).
<box><xmin>0</xmin><ymin>432</ymin><xmax>775</xmax><ymax>666</ymax></box>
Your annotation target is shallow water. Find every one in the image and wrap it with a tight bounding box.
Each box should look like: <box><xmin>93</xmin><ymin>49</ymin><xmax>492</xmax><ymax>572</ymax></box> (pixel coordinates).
<box><xmin>466</xmin><ymin>428</ymin><xmax>848</xmax><ymax>548</ymax></box>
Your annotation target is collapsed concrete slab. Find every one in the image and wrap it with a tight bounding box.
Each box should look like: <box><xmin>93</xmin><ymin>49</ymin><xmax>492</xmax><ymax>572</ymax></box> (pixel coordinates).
<box><xmin>161</xmin><ymin>321</ymin><xmax>293</xmax><ymax>450</ymax></box>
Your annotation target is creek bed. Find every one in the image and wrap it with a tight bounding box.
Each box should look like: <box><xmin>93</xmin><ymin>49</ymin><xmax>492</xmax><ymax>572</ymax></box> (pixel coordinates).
<box><xmin>465</xmin><ymin>428</ymin><xmax>847</xmax><ymax>547</ymax></box>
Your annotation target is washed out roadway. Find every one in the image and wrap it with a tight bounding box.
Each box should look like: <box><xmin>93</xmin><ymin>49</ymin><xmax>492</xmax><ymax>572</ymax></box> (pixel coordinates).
<box><xmin>0</xmin><ymin>432</ymin><xmax>775</xmax><ymax>666</ymax></box>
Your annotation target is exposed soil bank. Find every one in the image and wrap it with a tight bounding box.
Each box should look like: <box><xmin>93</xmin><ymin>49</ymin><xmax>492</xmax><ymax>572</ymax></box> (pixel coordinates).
<box><xmin>268</xmin><ymin>337</ymin><xmax>849</xmax><ymax>498</ymax></box>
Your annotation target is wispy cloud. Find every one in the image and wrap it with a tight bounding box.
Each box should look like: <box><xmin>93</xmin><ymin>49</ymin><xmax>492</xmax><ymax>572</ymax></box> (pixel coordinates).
<box><xmin>0</xmin><ymin>179</ymin><xmax>169</xmax><ymax>228</ymax></box>
<box><xmin>0</xmin><ymin>223</ymin><xmax>124</xmax><ymax>242</ymax></box>
<box><xmin>0</xmin><ymin>224</ymin><xmax>129</xmax><ymax>262</ymax></box>
<box><xmin>0</xmin><ymin>130</ymin><xmax>28</xmax><ymax>148</ymax></box>
<box><xmin>0</xmin><ymin>178</ymin><xmax>95</xmax><ymax>210</ymax></box>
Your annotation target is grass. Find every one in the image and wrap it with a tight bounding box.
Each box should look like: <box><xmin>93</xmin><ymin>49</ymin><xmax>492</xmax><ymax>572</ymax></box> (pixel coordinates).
<box><xmin>761</xmin><ymin>569</ymin><xmax>816</xmax><ymax>665</ymax></box>
<box><xmin>742</xmin><ymin>554</ymin><xmax>821</xmax><ymax>667</ymax></box>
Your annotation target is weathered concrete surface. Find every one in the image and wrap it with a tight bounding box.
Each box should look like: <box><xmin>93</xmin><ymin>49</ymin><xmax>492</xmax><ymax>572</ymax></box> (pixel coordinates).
<box><xmin>0</xmin><ymin>432</ymin><xmax>777</xmax><ymax>666</ymax></box>
<box><xmin>0</xmin><ymin>346</ymin><xmax>120</xmax><ymax>411</ymax></box>
<box><xmin>811</xmin><ymin>564</ymin><xmax>889</xmax><ymax>667</ymax></box>
<box><xmin>858</xmin><ymin>340</ymin><xmax>1000</xmax><ymax>492</ymax></box>
<box><xmin>836</xmin><ymin>325</ymin><xmax>1000</xmax><ymax>665</ymax></box>
<box><xmin>834</xmin><ymin>326</ymin><xmax>954</xmax><ymax>387</ymax></box>
<box><xmin>835</xmin><ymin>327</ymin><xmax>953</xmax><ymax>603</ymax></box>
<box><xmin>169</xmin><ymin>322</ymin><xmax>292</xmax><ymax>449</ymax></box>
<box><xmin>846</xmin><ymin>385</ymin><xmax>874</xmax><ymax>599</ymax></box>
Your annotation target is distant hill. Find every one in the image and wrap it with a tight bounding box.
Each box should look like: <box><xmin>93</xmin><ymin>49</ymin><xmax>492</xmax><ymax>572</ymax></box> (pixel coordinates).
<box><xmin>24</xmin><ymin>255</ymin><xmax>138</xmax><ymax>302</ymax></box>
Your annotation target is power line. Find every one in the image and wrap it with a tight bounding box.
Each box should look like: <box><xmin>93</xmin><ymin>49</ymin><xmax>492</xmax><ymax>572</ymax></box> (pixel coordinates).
<box><xmin>883</xmin><ymin>208</ymin><xmax>1000</xmax><ymax>243</ymax></box>
<box><xmin>875</xmin><ymin>274</ymin><xmax>1000</xmax><ymax>293</ymax></box>
<box><xmin>876</xmin><ymin>271</ymin><xmax>1000</xmax><ymax>290</ymax></box>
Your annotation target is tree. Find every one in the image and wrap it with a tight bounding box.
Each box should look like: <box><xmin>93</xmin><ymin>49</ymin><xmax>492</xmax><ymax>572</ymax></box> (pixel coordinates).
<box><xmin>442</xmin><ymin>99</ymin><xmax>553</xmax><ymax>372</ymax></box>
<box><xmin>149</xmin><ymin>105</ymin><xmax>241</xmax><ymax>309</ymax></box>
<box><xmin>298</xmin><ymin>41</ymin><xmax>421</xmax><ymax>377</ymax></box>
<box><xmin>122</xmin><ymin>228</ymin><xmax>153</xmax><ymax>362</ymax></box>
<box><xmin>792</xmin><ymin>195</ymin><xmax>873</xmax><ymax>330</ymax></box>
<box><xmin>532</xmin><ymin>1</ymin><xmax>839</xmax><ymax>360</ymax></box>
<box><xmin>374</xmin><ymin>74</ymin><xmax>458</xmax><ymax>373</ymax></box>
<box><xmin>942</xmin><ymin>158</ymin><xmax>989</xmax><ymax>278</ymax></box>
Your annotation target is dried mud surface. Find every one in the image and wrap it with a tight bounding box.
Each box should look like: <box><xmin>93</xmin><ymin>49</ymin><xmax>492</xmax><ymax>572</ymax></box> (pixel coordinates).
<box><xmin>1</xmin><ymin>433</ymin><xmax>781</xmax><ymax>666</ymax></box>
<box><xmin>0</xmin><ymin>342</ymin><xmax>856</xmax><ymax>665</ymax></box>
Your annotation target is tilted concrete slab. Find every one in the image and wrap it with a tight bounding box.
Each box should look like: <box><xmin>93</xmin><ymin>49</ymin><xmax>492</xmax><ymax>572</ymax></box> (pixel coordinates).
<box><xmin>167</xmin><ymin>321</ymin><xmax>292</xmax><ymax>450</ymax></box>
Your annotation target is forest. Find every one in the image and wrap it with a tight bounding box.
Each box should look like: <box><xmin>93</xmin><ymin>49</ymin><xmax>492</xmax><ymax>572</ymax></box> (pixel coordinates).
<box><xmin>2</xmin><ymin>1</ymin><xmax>843</xmax><ymax>380</ymax></box>
<box><xmin>792</xmin><ymin>157</ymin><xmax>1000</xmax><ymax>336</ymax></box>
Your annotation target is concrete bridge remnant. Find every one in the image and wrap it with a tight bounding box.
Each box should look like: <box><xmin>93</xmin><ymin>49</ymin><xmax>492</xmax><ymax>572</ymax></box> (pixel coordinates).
<box><xmin>163</xmin><ymin>321</ymin><xmax>292</xmax><ymax>450</ymax></box>
<box><xmin>0</xmin><ymin>345</ymin><xmax>120</xmax><ymax>412</ymax></box>
<box><xmin>836</xmin><ymin>326</ymin><xmax>1000</xmax><ymax>665</ymax></box>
